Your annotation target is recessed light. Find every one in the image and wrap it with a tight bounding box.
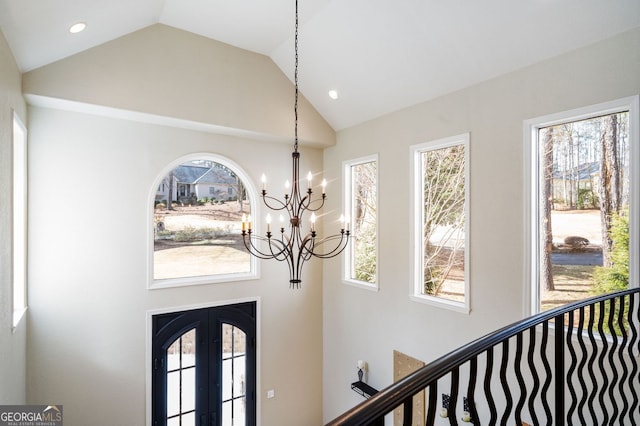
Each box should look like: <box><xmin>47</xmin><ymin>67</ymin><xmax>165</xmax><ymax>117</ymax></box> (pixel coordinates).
<box><xmin>328</xmin><ymin>90</ymin><xmax>339</xmax><ymax>100</ymax></box>
<box><xmin>69</xmin><ymin>22</ymin><xmax>87</xmax><ymax>34</ymax></box>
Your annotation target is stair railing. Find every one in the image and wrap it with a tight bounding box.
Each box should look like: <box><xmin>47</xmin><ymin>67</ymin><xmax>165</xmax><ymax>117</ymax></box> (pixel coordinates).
<box><xmin>326</xmin><ymin>288</ymin><xmax>640</xmax><ymax>425</ymax></box>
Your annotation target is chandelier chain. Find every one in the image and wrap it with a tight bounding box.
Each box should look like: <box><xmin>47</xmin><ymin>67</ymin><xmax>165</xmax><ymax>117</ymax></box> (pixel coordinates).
<box><xmin>294</xmin><ymin>0</ymin><xmax>299</xmax><ymax>152</ymax></box>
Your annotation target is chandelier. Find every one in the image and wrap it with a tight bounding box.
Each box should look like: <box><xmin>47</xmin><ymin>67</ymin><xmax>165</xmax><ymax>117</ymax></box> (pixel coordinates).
<box><xmin>241</xmin><ymin>0</ymin><xmax>350</xmax><ymax>288</ymax></box>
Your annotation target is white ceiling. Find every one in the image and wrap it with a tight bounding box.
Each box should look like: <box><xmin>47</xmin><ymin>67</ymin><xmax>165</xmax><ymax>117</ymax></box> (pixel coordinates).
<box><xmin>1</xmin><ymin>0</ymin><xmax>639</xmax><ymax>130</ymax></box>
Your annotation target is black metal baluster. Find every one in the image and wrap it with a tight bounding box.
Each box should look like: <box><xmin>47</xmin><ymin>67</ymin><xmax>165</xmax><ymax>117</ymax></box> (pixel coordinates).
<box><xmin>449</xmin><ymin>368</ymin><xmax>459</xmax><ymax>426</ymax></box>
<box><xmin>514</xmin><ymin>333</ymin><xmax>526</xmax><ymax>425</ymax></box>
<box><xmin>617</xmin><ymin>295</ymin><xmax>630</xmax><ymax>424</ymax></box>
<box><xmin>467</xmin><ymin>357</ymin><xmax>479</xmax><ymax>426</ymax></box>
<box><xmin>499</xmin><ymin>340</ymin><xmax>512</xmax><ymax>425</ymax></box>
<box><xmin>576</xmin><ymin>307</ymin><xmax>588</xmax><ymax>425</ymax></box>
<box><xmin>606</xmin><ymin>297</ymin><xmax>620</xmax><ymax>425</ymax></box>
<box><xmin>565</xmin><ymin>311</ymin><xmax>578</xmax><ymax>424</ymax></box>
<box><xmin>555</xmin><ymin>313</ymin><xmax>566</xmax><ymax>426</ymax></box>
<box><xmin>526</xmin><ymin>327</ymin><xmax>540</xmax><ymax>425</ymax></box>
<box><xmin>595</xmin><ymin>301</ymin><xmax>609</xmax><ymax>424</ymax></box>
<box><xmin>539</xmin><ymin>321</ymin><xmax>553</xmax><ymax>425</ymax></box>
<box><xmin>625</xmin><ymin>293</ymin><xmax>639</xmax><ymax>423</ymax></box>
<box><xmin>483</xmin><ymin>348</ymin><xmax>497</xmax><ymax>425</ymax></box>
<box><xmin>425</xmin><ymin>382</ymin><xmax>437</xmax><ymax>426</ymax></box>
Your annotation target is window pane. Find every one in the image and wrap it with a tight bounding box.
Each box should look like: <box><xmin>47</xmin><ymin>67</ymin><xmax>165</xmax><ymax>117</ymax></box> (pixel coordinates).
<box><xmin>222</xmin><ymin>358</ymin><xmax>233</xmax><ymax>400</ymax></box>
<box><xmin>233</xmin><ymin>357</ymin><xmax>246</xmax><ymax>396</ymax></box>
<box><xmin>412</xmin><ymin>134</ymin><xmax>469</xmax><ymax>311</ymax></box>
<box><xmin>167</xmin><ymin>371</ymin><xmax>180</xmax><ymax>417</ymax></box>
<box><xmin>181</xmin><ymin>412</ymin><xmax>195</xmax><ymax>426</ymax></box>
<box><xmin>222</xmin><ymin>401</ymin><xmax>232</xmax><ymax>426</ymax></box>
<box><xmin>153</xmin><ymin>158</ymin><xmax>252</xmax><ymax>282</ymax></box>
<box><xmin>166</xmin><ymin>328</ymin><xmax>197</xmax><ymax>420</ymax></box>
<box><xmin>344</xmin><ymin>156</ymin><xmax>378</xmax><ymax>286</ymax></box>
<box><xmin>182</xmin><ymin>367</ymin><xmax>195</xmax><ymax>412</ymax></box>
<box><xmin>233</xmin><ymin>397</ymin><xmax>246</xmax><ymax>425</ymax></box>
<box><xmin>537</xmin><ymin>112</ymin><xmax>631</xmax><ymax>314</ymax></box>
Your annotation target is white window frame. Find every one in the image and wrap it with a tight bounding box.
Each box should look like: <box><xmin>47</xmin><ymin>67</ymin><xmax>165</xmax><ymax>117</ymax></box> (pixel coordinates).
<box><xmin>410</xmin><ymin>133</ymin><xmax>470</xmax><ymax>313</ymax></box>
<box><xmin>12</xmin><ymin>111</ymin><xmax>28</xmax><ymax>328</ymax></box>
<box><xmin>148</xmin><ymin>153</ymin><xmax>259</xmax><ymax>290</ymax></box>
<box><xmin>342</xmin><ymin>154</ymin><xmax>379</xmax><ymax>290</ymax></box>
<box><xmin>524</xmin><ymin>96</ymin><xmax>639</xmax><ymax>316</ymax></box>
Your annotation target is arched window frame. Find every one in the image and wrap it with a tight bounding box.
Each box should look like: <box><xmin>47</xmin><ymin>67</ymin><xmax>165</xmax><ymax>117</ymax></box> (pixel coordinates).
<box><xmin>148</xmin><ymin>153</ymin><xmax>259</xmax><ymax>289</ymax></box>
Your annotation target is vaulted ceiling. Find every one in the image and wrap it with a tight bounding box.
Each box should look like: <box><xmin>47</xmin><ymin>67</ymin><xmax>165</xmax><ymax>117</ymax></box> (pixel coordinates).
<box><xmin>1</xmin><ymin>0</ymin><xmax>639</xmax><ymax>130</ymax></box>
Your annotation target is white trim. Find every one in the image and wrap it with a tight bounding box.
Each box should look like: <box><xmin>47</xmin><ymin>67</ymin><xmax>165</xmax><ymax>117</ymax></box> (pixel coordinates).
<box><xmin>145</xmin><ymin>296</ymin><xmax>261</xmax><ymax>426</ymax></box>
<box><xmin>147</xmin><ymin>153</ymin><xmax>260</xmax><ymax>289</ymax></box>
<box><xmin>342</xmin><ymin>153</ymin><xmax>380</xmax><ymax>290</ymax></box>
<box><xmin>523</xmin><ymin>96</ymin><xmax>639</xmax><ymax>317</ymax></box>
<box><xmin>410</xmin><ymin>133</ymin><xmax>470</xmax><ymax>314</ymax></box>
<box><xmin>12</xmin><ymin>111</ymin><xmax>28</xmax><ymax>330</ymax></box>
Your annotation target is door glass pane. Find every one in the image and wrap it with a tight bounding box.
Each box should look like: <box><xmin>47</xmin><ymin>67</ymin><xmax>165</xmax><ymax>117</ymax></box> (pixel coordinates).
<box><xmin>166</xmin><ymin>328</ymin><xmax>196</xmax><ymax>425</ymax></box>
<box><xmin>221</xmin><ymin>323</ymin><xmax>247</xmax><ymax>426</ymax></box>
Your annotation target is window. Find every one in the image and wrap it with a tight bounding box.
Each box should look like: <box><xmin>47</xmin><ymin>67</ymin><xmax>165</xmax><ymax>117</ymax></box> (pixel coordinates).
<box><xmin>343</xmin><ymin>155</ymin><xmax>378</xmax><ymax>288</ymax></box>
<box><xmin>411</xmin><ymin>134</ymin><xmax>469</xmax><ymax>312</ymax></box>
<box><xmin>525</xmin><ymin>97</ymin><xmax>639</xmax><ymax>316</ymax></box>
<box><xmin>13</xmin><ymin>112</ymin><xmax>27</xmax><ymax>328</ymax></box>
<box><xmin>150</xmin><ymin>155</ymin><xmax>257</xmax><ymax>289</ymax></box>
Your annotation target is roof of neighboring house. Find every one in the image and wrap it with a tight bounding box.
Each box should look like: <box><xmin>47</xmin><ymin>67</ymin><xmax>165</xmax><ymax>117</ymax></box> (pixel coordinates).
<box><xmin>195</xmin><ymin>168</ymin><xmax>237</xmax><ymax>185</ymax></box>
<box><xmin>172</xmin><ymin>165</ymin><xmax>210</xmax><ymax>184</ymax></box>
<box><xmin>171</xmin><ymin>164</ymin><xmax>237</xmax><ymax>185</ymax></box>
<box><xmin>553</xmin><ymin>161</ymin><xmax>599</xmax><ymax>180</ymax></box>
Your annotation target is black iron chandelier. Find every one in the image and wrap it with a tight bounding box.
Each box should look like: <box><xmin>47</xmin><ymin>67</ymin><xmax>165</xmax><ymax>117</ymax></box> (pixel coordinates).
<box><xmin>241</xmin><ymin>0</ymin><xmax>350</xmax><ymax>287</ymax></box>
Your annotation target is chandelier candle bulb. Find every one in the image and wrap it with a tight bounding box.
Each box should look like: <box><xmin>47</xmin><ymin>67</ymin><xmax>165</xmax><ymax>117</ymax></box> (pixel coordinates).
<box><xmin>322</xmin><ymin>179</ymin><xmax>327</xmax><ymax>194</ymax></box>
<box><xmin>307</xmin><ymin>171</ymin><xmax>312</xmax><ymax>189</ymax></box>
<box><xmin>266</xmin><ymin>214</ymin><xmax>272</xmax><ymax>233</ymax></box>
<box><xmin>242</xmin><ymin>214</ymin><xmax>247</xmax><ymax>231</ymax></box>
<box><xmin>261</xmin><ymin>174</ymin><xmax>266</xmax><ymax>191</ymax></box>
<box><xmin>310</xmin><ymin>213</ymin><xmax>316</xmax><ymax>232</ymax></box>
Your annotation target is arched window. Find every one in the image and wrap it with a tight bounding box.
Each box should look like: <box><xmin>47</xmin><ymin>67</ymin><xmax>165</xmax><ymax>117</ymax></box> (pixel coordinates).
<box><xmin>149</xmin><ymin>154</ymin><xmax>257</xmax><ymax>288</ymax></box>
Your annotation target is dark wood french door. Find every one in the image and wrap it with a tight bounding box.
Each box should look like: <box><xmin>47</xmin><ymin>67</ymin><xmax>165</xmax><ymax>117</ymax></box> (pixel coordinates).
<box><xmin>152</xmin><ymin>302</ymin><xmax>256</xmax><ymax>426</ymax></box>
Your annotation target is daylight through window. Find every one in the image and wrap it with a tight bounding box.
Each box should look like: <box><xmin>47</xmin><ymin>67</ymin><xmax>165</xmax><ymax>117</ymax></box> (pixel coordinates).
<box><xmin>412</xmin><ymin>134</ymin><xmax>469</xmax><ymax>312</ymax></box>
<box><xmin>151</xmin><ymin>157</ymin><xmax>254</xmax><ymax>287</ymax></box>
<box><xmin>344</xmin><ymin>155</ymin><xmax>378</xmax><ymax>287</ymax></box>
<box><xmin>534</xmin><ymin>110</ymin><xmax>634</xmax><ymax>313</ymax></box>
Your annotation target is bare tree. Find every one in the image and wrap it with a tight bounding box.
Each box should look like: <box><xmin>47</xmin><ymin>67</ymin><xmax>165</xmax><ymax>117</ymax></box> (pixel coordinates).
<box><xmin>540</xmin><ymin>128</ymin><xmax>555</xmax><ymax>291</ymax></box>
<box><xmin>422</xmin><ymin>145</ymin><xmax>465</xmax><ymax>295</ymax></box>
<box><xmin>599</xmin><ymin>114</ymin><xmax>621</xmax><ymax>267</ymax></box>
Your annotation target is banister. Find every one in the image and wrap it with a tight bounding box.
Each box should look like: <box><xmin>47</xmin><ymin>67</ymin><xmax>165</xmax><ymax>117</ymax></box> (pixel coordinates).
<box><xmin>326</xmin><ymin>288</ymin><xmax>640</xmax><ymax>425</ymax></box>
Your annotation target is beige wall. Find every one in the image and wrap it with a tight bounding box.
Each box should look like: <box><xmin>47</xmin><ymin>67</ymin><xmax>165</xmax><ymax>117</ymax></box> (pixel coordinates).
<box><xmin>322</xmin><ymin>27</ymin><xmax>640</xmax><ymax>421</ymax></box>
<box><xmin>0</xmin><ymin>29</ymin><xmax>27</xmax><ymax>404</ymax></box>
<box><xmin>24</xmin><ymin>25</ymin><xmax>332</xmax><ymax>425</ymax></box>
<box><xmin>23</xmin><ymin>24</ymin><xmax>335</xmax><ymax>148</ymax></box>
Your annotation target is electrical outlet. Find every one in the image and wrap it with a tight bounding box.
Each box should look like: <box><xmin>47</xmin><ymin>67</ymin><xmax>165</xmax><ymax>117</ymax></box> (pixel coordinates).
<box><xmin>267</xmin><ymin>389</ymin><xmax>275</xmax><ymax>399</ymax></box>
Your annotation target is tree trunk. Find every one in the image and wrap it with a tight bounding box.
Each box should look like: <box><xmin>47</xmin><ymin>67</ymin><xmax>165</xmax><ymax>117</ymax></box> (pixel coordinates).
<box><xmin>167</xmin><ymin>173</ymin><xmax>175</xmax><ymax>210</ymax></box>
<box><xmin>599</xmin><ymin>115</ymin><xmax>620</xmax><ymax>267</ymax></box>
<box><xmin>541</xmin><ymin>128</ymin><xmax>555</xmax><ymax>291</ymax></box>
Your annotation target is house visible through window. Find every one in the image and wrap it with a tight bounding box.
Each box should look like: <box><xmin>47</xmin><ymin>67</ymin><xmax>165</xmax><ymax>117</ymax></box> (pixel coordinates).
<box><xmin>411</xmin><ymin>133</ymin><xmax>469</xmax><ymax>312</ymax></box>
<box><xmin>151</xmin><ymin>156</ymin><xmax>255</xmax><ymax>288</ymax></box>
<box><xmin>526</xmin><ymin>97</ymin><xmax>638</xmax><ymax>315</ymax></box>
<box><xmin>13</xmin><ymin>112</ymin><xmax>27</xmax><ymax>328</ymax></box>
<box><xmin>343</xmin><ymin>155</ymin><xmax>378</xmax><ymax>288</ymax></box>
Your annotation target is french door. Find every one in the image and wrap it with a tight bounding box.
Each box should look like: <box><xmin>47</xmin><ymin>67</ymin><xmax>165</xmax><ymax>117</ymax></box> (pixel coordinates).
<box><xmin>152</xmin><ymin>302</ymin><xmax>256</xmax><ymax>426</ymax></box>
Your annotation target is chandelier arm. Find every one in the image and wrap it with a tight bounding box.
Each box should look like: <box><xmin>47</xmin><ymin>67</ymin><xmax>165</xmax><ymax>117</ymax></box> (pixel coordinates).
<box><xmin>261</xmin><ymin>192</ymin><xmax>292</xmax><ymax>211</ymax></box>
<box><xmin>242</xmin><ymin>232</ymin><xmax>289</xmax><ymax>259</ymax></box>
<box><xmin>306</xmin><ymin>232</ymin><xmax>351</xmax><ymax>259</ymax></box>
